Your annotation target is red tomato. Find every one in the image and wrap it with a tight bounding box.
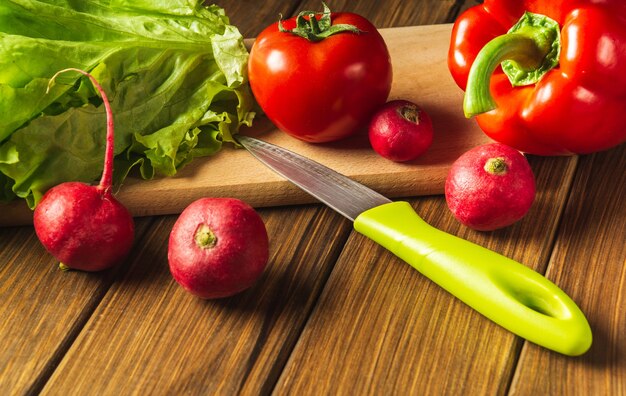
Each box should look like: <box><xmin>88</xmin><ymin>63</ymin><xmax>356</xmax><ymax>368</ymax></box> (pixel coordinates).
<box><xmin>248</xmin><ymin>11</ymin><xmax>393</xmax><ymax>143</ymax></box>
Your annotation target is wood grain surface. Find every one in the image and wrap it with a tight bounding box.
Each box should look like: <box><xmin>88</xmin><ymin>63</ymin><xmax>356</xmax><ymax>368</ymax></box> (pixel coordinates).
<box><xmin>273</xmin><ymin>155</ymin><xmax>580</xmax><ymax>395</ymax></box>
<box><xmin>0</xmin><ymin>219</ymin><xmax>154</xmax><ymax>395</ymax></box>
<box><xmin>0</xmin><ymin>0</ymin><xmax>624</xmax><ymax>395</ymax></box>
<box><xmin>40</xmin><ymin>207</ymin><xmax>352</xmax><ymax>394</ymax></box>
<box><xmin>510</xmin><ymin>148</ymin><xmax>626</xmax><ymax>395</ymax></box>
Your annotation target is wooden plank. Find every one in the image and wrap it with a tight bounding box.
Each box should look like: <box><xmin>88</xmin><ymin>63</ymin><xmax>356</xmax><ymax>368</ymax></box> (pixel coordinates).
<box><xmin>273</xmin><ymin>154</ymin><xmax>578</xmax><ymax>394</ymax></box>
<box><xmin>0</xmin><ymin>219</ymin><xmax>153</xmax><ymax>394</ymax></box>
<box><xmin>0</xmin><ymin>22</ymin><xmax>492</xmax><ymax>227</ymax></box>
<box><xmin>40</xmin><ymin>207</ymin><xmax>354</xmax><ymax>394</ymax></box>
<box><xmin>215</xmin><ymin>1</ymin><xmax>302</xmax><ymax>38</ymax></box>
<box><xmin>297</xmin><ymin>0</ymin><xmax>459</xmax><ymax>27</ymax></box>
<box><xmin>510</xmin><ymin>145</ymin><xmax>626</xmax><ymax>395</ymax></box>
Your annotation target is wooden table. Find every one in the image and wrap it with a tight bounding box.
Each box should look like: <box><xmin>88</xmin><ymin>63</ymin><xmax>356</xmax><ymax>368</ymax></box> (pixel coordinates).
<box><xmin>1</xmin><ymin>1</ymin><xmax>625</xmax><ymax>394</ymax></box>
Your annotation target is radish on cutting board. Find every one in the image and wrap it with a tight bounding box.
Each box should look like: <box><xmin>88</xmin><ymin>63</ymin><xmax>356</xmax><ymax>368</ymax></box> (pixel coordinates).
<box><xmin>368</xmin><ymin>100</ymin><xmax>434</xmax><ymax>162</ymax></box>
<box><xmin>34</xmin><ymin>68</ymin><xmax>135</xmax><ymax>271</ymax></box>
<box><xmin>445</xmin><ymin>143</ymin><xmax>536</xmax><ymax>231</ymax></box>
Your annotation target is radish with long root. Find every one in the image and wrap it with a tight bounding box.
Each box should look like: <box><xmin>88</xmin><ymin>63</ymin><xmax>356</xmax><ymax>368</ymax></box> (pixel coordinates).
<box><xmin>34</xmin><ymin>68</ymin><xmax>134</xmax><ymax>271</ymax></box>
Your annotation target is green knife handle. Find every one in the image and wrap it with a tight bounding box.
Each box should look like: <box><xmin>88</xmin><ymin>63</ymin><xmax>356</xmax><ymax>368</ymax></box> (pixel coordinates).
<box><xmin>353</xmin><ymin>201</ymin><xmax>592</xmax><ymax>356</ymax></box>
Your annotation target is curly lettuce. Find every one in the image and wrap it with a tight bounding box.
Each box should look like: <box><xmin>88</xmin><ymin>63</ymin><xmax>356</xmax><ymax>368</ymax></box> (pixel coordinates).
<box><xmin>0</xmin><ymin>0</ymin><xmax>255</xmax><ymax>207</ymax></box>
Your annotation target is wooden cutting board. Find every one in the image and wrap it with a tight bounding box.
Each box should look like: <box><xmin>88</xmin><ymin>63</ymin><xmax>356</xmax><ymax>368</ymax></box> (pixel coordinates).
<box><xmin>0</xmin><ymin>24</ymin><xmax>491</xmax><ymax>226</ymax></box>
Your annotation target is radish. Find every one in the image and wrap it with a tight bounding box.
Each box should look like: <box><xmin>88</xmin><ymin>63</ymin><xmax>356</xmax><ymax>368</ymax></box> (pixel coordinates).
<box><xmin>368</xmin><ymin>100</ymin><xmax>434</xmax><ymax>162</ymax></box>
<box><xmin>168</xmin><ymin>198</ymin><xmax>269</xmax><ymax>299</ymax></box>
<box><xmin>445</xmin><ymin>143</ymin><xmax>536</xmax><ymax>231</ymax></box>
<box><xmin>34</xmin><ymin>68</ymin><xmax>134</xmax><ymax>271</ymax></box>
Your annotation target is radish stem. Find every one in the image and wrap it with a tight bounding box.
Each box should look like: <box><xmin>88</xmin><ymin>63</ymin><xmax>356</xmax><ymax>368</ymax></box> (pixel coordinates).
<box><xmin>47</xmin><ymin>68</ymin><xmax>115</xmax><ymax>191</ymax></box>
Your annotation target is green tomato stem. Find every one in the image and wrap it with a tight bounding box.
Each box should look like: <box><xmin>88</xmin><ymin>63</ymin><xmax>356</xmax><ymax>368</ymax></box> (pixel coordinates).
<box><xmin>278</xmin><ymin>2</ymin><xmax>362</xmax><ymax>42</ymax></box>
<box><xmin>308</xmin><ymin>13</ymin><xmax>322</xmax><ymax>34</ymax></box>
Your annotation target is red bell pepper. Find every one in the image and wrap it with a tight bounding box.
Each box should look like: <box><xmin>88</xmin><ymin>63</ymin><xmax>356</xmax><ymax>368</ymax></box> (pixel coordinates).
<box><xmin>448</xmin><ymin>1</ymin><xmax>626</xmax><ymax>155</ymax></box>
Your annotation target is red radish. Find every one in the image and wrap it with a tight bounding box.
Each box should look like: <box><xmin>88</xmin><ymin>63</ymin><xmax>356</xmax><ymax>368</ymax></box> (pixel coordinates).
<box><xmin>445</xmin><ymin>143</ymin><xmax>536</xmax><ymax>231</ymax></box>
<box><xmin>368</xmin><ymin>100</ymin><xmax>434</xmax><ymax>162</ymax></box>
<box><xmin>168</xmin><ymin>198</ymin><xmax>269</xmax><ymax>299</ymax></box>
<box><xmin>33</xmin><ymin>68</ymin><xmax>134</xmax><ymax>271</ymax></box>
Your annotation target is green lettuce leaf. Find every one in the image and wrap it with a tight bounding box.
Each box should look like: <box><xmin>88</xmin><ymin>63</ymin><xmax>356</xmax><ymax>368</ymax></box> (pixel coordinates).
<box><xmin>0</xmin><ymin>0</ymin><xmax>254</xmax><ymax>207</ymax></box>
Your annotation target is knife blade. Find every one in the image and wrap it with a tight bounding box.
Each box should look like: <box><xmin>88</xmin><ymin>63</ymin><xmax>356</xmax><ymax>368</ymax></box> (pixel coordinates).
<box><xmin>236</xmin><ymin>134</ymin><xmax>592</xmax><ymax>356</ymax></box>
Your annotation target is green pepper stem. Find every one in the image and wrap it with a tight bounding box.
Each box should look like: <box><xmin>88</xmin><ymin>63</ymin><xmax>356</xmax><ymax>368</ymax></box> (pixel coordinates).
<box><xmin>464</xmin><ymin>34</ymin><xmax>543</xmax><ymax>117</ymax></box>
<box><xmin>463</xmin><ymin>12</ymin><xmax>561</xmax><ymax>118</ymax></box>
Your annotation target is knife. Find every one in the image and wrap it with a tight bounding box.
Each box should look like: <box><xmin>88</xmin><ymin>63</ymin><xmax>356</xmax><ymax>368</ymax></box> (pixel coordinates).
<box><xmin>235</xmin><ymin>134</ymin><xmax>592</xmax><ymax>356</ymax></box>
